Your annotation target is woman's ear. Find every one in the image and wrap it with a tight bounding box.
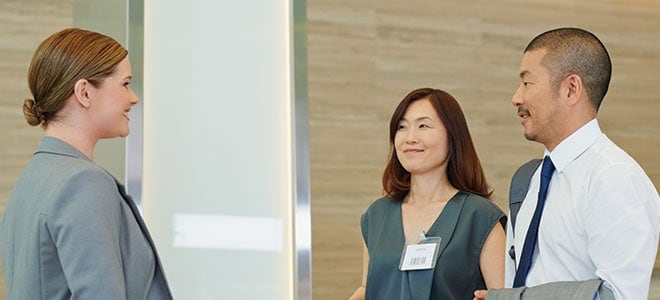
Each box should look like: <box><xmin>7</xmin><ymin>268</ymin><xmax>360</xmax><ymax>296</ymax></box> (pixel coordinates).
<box><xmin>73</xmin><ymin>79</ymin><xmax>92</xmax><ymax>108</ymax></box>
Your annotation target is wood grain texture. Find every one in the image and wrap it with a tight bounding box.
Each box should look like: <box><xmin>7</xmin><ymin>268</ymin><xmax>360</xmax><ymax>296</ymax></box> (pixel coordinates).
<box><xmin>0</xmin><ymin>0</ymin><xmax>72</xmax><ymax>205</ymax></box>
<box><xmin>0</xmin><ymin>0</ymin><xmax>72</xmax><ymax>297</ymax></box>
<box><xmin>308</xmin><ymin>1</ymin><xmax>660</xmax><ymax>299</ymax></box>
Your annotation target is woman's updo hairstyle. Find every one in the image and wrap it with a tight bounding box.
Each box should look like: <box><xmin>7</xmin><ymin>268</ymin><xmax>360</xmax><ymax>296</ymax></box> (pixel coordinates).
<box><xmin>23</xmin><ymin>28</ymin><xmax>127</xmax><ymax>127</ymax></box>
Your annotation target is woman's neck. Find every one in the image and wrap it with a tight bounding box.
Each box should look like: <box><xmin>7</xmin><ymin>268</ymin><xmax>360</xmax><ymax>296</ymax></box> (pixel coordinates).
<box><xmin>45</xmin><ymin>122</ymin><xmax>97</xmax><ymax>160</ymax></box>
<box><xmin>408</xmin><ymin>172</ymin><xmax>457</xmax><ymax>204</ymax></box>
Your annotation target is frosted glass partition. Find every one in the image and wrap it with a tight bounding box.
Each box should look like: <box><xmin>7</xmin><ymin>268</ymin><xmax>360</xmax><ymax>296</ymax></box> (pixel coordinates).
<box><xmin>141</xmin><ymin>0</ymin><xmax>308</xmax><ymax>298</ymax></box>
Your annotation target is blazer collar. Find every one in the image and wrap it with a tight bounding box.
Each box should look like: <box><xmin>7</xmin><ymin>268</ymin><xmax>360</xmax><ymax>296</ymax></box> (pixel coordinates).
<box><xmin>34</xmin><ymin>136</ymin><xmax>93</xmax><ymax>162</ymax></box>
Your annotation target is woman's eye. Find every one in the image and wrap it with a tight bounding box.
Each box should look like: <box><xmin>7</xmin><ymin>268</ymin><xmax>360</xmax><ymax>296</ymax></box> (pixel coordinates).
<box><xmin>397</xmin><ymin>124</ymin><xmax>406</xmax><ymax>130</ymax></box>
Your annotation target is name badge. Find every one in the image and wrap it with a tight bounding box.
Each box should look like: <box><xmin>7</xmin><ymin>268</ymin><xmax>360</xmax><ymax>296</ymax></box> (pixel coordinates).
<box><xmin>399</xmin><ymin>235</ymin><xmax>441</xmax><ymax>271</ymax></box>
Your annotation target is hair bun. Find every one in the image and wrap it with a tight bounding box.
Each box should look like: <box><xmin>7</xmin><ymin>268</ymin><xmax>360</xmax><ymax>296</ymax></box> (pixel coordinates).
<box><xmin>23</xmin><ymin>98</ymin><xmax>43</xmax><ymax>126</ymax></box>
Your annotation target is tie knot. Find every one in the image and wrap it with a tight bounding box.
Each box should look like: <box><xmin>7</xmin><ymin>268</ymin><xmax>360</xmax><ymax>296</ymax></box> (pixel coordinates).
<box><xmin>541</xmin><ymin>156</ymin><xmax>555</xmax><ymax>178</ymax></box>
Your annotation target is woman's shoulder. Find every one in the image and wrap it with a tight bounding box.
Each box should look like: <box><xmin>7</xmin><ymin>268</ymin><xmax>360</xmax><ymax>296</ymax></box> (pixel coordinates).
<box><xmin>53</xmin><ymin>156</ymin><xmax>114</xmax><ymax>185</ymax></box>
<box><xmin>28</xmin><ymin>153</ymin><xmax>119</xmax><ymax>202</ymax></box>
<box><xmin>34</xmin><ymin>137</ymin><xmax>115</xmax><ymax>181</ymax></box>
<box><xmin>457</xmin><ymin>191</ymin><xmax>507</xmax><ymax>231</ymax></box>
<box><xmin>364</xmin><ymin>196</ymin><xmax>397</xmax><ymax>215</ymax></box>
<box><xmin>459</xmin><ymin>191</ymin><xmax>505</xmax><ymax>216</ymax></box>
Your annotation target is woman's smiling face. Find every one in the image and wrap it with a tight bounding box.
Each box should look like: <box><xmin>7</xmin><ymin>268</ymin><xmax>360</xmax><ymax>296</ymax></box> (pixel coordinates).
<box><xmin>394</xmin><ymin>97</ymin><xmax>450</xmax><ymax>176</ymax></box>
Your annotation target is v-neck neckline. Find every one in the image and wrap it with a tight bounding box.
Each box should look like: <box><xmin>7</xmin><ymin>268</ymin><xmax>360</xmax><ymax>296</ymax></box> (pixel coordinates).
<box><xmin>398</xmin><ymin>190</ymin><xmax>463</xmax><ymax>243</ymax></box>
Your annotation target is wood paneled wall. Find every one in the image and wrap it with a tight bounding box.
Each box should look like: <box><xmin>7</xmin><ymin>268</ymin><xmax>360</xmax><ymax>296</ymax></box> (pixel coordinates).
<box><xmin>308</xmin><ymin>1</ymin><xmax>660</xmax><ymax>299</ymax></box>
<box><xmin>0</xmin><ymin>0</ymin><xmax>73</xmax><ymax>297</ymax></box>
<box><xmin>0</xmin><ymin>0</ymin><xmax>72</xmax><ymax>205</ymax></box>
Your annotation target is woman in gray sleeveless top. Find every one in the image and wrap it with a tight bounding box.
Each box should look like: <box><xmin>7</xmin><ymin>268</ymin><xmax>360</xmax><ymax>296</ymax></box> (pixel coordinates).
<box><xmin>349</xmin><ymin>88</ymin><xmax>505</xmax><ymax>300</ymax></box>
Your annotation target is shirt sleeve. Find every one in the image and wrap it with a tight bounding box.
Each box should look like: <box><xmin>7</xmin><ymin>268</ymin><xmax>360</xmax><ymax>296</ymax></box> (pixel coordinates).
<box><xmin>47</xmin><ymin>168</ymin><xmax>127</xmax><ymax>299</ymax></box>
<box><xmin>585</xmin><ymin>163</ymin><xmax>660</xmax><ymax>300</ymax></box>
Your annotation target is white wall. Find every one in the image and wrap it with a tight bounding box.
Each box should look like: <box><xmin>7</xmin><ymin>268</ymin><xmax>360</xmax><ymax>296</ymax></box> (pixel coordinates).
<box><xmin>141</xmin><ymin>0</ymin><xmax>296</xmax><ymax>298</ymax></box>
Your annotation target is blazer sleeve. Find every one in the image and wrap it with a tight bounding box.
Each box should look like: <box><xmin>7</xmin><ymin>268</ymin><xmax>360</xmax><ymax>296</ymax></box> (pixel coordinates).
<box><xmin>47</xmin><ymin>168</ymin><xmax>127</xmax><ymax>299</ymax></box>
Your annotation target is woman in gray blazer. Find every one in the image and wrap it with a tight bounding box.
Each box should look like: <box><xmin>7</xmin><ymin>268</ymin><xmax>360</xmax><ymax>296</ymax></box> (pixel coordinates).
<box><xmin>0</xmin><ymin>28</ymin><xmax>172</xmax><ymax>299</ymax></box>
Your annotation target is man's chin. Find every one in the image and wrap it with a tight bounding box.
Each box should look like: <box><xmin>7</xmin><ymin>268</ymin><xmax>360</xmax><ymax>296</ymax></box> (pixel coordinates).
<box><xmin>524</xmin><ymin>132</ymin><xmax>537</xmax><ymax>142</ymax></box>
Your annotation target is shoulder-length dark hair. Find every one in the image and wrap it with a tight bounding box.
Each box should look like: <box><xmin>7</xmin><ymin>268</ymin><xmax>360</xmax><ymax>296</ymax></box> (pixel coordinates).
<box><xmin>382</xmin><ymin>88</ymin><xmax>492</xmax><ymax>200</ymax></box>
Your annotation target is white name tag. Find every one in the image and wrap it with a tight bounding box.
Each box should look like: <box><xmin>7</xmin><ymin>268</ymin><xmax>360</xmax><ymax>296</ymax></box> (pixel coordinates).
<box><xmin>399</xmin><ymin>237</ymin><xmax>441</xmax><ymax>271</ymax></box>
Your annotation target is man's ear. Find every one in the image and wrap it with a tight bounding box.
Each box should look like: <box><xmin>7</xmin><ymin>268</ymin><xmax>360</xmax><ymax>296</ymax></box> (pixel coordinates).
<box><xmin>564</xmin><ymin>74</ymin><xmax>583</xmax><ymax>106</ymax></box>
<box><xmin>73</xmin><ymin>79</ymin><xmax>92</xmax><ymax>108</ymax></box>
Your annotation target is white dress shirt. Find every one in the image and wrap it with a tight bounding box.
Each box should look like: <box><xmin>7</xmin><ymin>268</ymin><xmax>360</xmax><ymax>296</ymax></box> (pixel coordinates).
<box><xmin>505</xmin><ymin>119</ymin><xmax>660</xmax><ymax>300</ymax></box>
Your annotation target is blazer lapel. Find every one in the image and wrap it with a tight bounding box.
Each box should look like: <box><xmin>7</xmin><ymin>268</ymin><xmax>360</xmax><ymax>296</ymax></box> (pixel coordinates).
<box><xmin>114</xmin><ymin>182</ymin><xmax>153</xmax><ymax>244</ymax></box>
<box><xmin>113</xmin><ymin>181</ymin><xmax>161</xmax><ymax>260</ymax></box>
<box><xmin>113</xmin><ymin>179</ymin><xmax>173</xmax><ymax>297</ymax></box>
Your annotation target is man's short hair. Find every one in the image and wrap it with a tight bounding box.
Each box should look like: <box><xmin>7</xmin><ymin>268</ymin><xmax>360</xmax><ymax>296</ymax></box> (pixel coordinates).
<box><xmin>525</xmin><ymin>27</ymin><xmax>612</xmax><ymax>111</ymax></box>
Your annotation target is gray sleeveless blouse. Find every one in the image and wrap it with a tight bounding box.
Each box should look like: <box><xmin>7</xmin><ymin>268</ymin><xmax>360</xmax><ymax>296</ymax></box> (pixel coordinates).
<box><xmin>361</xmin><ymin>191</ymin><xmax>505</xmax><ymax>300</ymax></box>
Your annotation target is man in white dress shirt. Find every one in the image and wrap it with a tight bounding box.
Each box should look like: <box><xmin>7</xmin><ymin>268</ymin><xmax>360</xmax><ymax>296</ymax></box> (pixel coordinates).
<box><xmin>475</xmin><ymin>27</ymin><xmax>660</xmax><ymax>300</ymax></box>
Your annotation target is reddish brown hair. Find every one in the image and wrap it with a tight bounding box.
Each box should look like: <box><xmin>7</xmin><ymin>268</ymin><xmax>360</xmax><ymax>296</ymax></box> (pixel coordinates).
<box><xmin>382</xmin><ymin>88</ymin><xmax>492</xmax><ymax>200</ymax></box>
<box><xmin>23</xmin><ymin>28</ymin><xmax>127</xmax><ymax>127</ymax></box>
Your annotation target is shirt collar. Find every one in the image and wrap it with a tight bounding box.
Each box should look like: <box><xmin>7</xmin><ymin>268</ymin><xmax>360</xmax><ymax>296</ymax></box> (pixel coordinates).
<box><xmin>546</xmin><ymin>119</ymin><xmax>602</xmax><ymax>173</ymax></box>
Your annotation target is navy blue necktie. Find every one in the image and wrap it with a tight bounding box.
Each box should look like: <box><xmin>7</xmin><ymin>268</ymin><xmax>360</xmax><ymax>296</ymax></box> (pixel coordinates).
<box><xmin>513</xmin><ymin>156</ymin><xmax>555</xmax><ymax>287</ymax></box>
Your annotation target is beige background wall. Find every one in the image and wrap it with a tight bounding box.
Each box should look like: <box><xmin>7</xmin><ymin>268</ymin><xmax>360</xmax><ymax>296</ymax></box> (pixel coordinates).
<box><xmin>0</xmin><ymin>0</ymin><xmax>73</xmax><ymax>296</ymax></box>
<box><xmin>308</xmin><ymin>1</ymin><xmax>660</xmax><ymax>299</ymax></box>
<box><xmin>0</xmin><ymin>1</ymin><xmax>658</xmax><ymax>299</ymax></box>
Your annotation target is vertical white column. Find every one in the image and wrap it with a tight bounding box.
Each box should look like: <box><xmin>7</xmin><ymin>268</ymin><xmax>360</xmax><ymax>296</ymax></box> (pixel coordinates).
<box><xmin>141</xmin><ymin>0</ymin><xmax>304</xmax><ymax>299</ymax></box>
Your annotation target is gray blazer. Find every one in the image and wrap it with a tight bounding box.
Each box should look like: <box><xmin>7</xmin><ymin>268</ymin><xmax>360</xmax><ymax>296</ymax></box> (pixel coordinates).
<box><xmin>0</xmin><ymin>137</ymin><xmax>172</xmax><ymax>299</ymax></box>
<box><xmin>486</xmin><ymin>279</ymin><xmax>615</xmax><ymax>300</ymax></box>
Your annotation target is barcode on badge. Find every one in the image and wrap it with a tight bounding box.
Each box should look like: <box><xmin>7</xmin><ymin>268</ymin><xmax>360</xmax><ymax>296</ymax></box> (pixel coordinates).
<box><xmin>409</xmin><ymin>257</ymin><xmax>427</xmax><ymax>266</ymax></box>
